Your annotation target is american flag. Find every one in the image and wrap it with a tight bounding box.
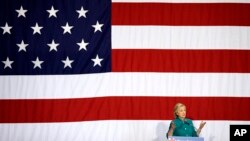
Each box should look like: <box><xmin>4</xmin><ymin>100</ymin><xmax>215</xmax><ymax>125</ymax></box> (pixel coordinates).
<box><xmin>1</xmin><ymin>0</ymin><xmax>250</xmax><ymax>141</ymax></box>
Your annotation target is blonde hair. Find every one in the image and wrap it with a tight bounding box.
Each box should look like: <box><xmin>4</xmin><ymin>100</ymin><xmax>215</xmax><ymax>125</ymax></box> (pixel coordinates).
<box><xmin>173</xmin><ymin>103</ymin><xmax>186</xmax><ymax>118</ymax></box>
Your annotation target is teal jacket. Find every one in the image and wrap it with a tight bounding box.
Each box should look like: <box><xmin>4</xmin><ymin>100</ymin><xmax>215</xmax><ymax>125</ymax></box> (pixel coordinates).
<box><xmin>169</xmin><ymin>118</ymin><xmax>197</xmax><ymax>137</ymax></box>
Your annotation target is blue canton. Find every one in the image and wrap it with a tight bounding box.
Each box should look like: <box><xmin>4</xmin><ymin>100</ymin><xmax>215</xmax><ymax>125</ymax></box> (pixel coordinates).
<box><xmin>0</xmin><ymin>0</ymin><xmax>111</xmax><ymax>75</ymax></box>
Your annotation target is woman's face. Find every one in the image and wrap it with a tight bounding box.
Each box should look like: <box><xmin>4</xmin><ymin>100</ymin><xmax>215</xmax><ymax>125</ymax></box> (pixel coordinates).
<box><xmin>176</xmin><ymin>106</ymin><xmax>186</xmax><ymax>119</ymax></box>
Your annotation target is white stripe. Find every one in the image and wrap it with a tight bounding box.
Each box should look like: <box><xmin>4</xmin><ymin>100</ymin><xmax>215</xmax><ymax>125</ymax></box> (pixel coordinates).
<box><xmin>112</xmin><ymin>26</ymin><xmax>250</xmax><ymax>49</ymax></box>
<box><xmin>112</xmin><ymin>0</ymin><xmax>250</xmax><ymax>3</ymax></box>
<box><xmin>0</xmin><ymin>120</ymin><xmax>249</xmax><ymax>141</ymax></box>
<box><xmin>1</xmin><ymin>73</ymin><xmax>250</xmax><ymax>99</ymax></box>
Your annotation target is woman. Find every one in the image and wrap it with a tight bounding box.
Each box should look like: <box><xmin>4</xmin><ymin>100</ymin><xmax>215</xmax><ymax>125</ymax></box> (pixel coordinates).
<box><xmin>167</xmin><ymin>103</ymin><xmax>206</xmax><ymax>137</ymax></box>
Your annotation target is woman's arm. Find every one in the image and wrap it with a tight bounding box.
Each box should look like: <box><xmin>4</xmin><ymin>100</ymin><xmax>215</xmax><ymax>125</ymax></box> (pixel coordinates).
<box><xmin>167</xmin><ymin>121</ymin><xmax>175</xmax><ymax>137</ymax></box>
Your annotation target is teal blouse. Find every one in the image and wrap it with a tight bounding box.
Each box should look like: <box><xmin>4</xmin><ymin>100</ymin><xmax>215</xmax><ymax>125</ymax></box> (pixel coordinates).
<box><xmin>169</xmin><ymin>118</ymin><xmax>197</xmax><ymax>137</ymax></box>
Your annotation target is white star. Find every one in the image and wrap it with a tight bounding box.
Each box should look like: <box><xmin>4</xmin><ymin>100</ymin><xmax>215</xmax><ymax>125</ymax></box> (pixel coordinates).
<box><xmin>31</xmin><ymin>23</ymin><xmax>43</xmax><ymax>34</ymax></box>
<box><xmin>16</xmin><ymin>6</ymin><xmax>28</xmax><ymax>18</ymax></box>
<box><xmin>92</xmin><ymin>21</ymin><xmax>104</xmax><ymax>33</ymax></box>
<box><xmin>91</xmin><ymin>54</ymin><xmax>103</xmax><ymax>67</ymax></box>
<box><xmin>17</xmin><ymin>40</ymin><xmax>29</xmax><ymax>52</ymax></box>
<box><xmin>1</xmin><ymin>23</ymin><xmax>12</xmax><ymax>34</ymax></box>
<box><xmin>47</xmin><ymin>6</ymin><xmax>59</xmax><ymax>18</ymax></box>
<box><xmin>77</xmin><ymin>39</ymin><xmax>89</xmax><ymax>51</ymax></box>
<box><xmin>2</xmin><ymin>57</ymin><xmax>14</xmax><ymax>69</ymax></box>
<box><xmin>47</xmin><ymin>40</ymin><xmax>59</xmax><ymax>52</ymax></box>
<box><xmin>61</xmin><ymin>22</ymin><xmax>73</xmax><ymax>34</ymax></box>
<box><xmin>31</xmin><ymin>57</ymin><xmax>44</xmax><ymax>69</ymax></box>
<box><xmin>76</xmin><ymin>7</ymin><xmax>88</xmax><ymax>18</ymax></box>
<box><xmin>62</xmin><ymin>56</ymin><xmax>74</xmax><ymax>68</ymax></box>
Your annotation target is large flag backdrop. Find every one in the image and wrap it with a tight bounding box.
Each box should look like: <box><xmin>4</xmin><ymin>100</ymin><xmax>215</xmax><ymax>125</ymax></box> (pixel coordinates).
<box><xmin>1</xmin><ymin>0</ymin><xmax>250</xmax><ymax>140</ymax></box>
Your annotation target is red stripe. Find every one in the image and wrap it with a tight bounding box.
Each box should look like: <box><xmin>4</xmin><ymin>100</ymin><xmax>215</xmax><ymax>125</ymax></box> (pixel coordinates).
<box><xmin>112</xmin><ymin>3</ymin><xmax>250</xmax><ymax>25</ymax></box>
<box><xmin>0</xmin><ymin>97</ymin><xmax>250</xmax><ymax>123</ymax></box>
<box><xmin>112</xmin><ymin>49</ymin><xmax>250</xmax><ymax>72</ymax></box>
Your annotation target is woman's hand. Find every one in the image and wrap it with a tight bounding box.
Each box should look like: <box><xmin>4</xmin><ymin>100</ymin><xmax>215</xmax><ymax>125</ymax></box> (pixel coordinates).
<box><xmin>196</xmin><ymin>121</ymin><xmax>206</xmax><ymax>136</ymax></box>
<box><xmin>199</xmin><ymin>121</ymin><xmax>206</xmax><ymax>130</ymax></box>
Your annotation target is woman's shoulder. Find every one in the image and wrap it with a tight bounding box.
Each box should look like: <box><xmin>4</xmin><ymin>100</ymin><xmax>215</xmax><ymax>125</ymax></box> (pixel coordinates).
<box><xmin>172</xmin><ymin>118</ymin><xmax>182</xmax><ymax>125</ymax></box>
<box><xmin>185</xmin><ymin>118</ymin><xmax>192</xmax><ymax>121</ymax></box>
<box><xmin>185</xmin><ymin>118</ymin><xmax>193</xmax><ymax>124</ymax></box>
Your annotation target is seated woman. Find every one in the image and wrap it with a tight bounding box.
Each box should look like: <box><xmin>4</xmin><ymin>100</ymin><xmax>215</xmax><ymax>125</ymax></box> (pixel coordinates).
<box><xmin>167</xmin><ymin>103</ymin><xmax>206</xmax><ymax>138</ymax></box>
